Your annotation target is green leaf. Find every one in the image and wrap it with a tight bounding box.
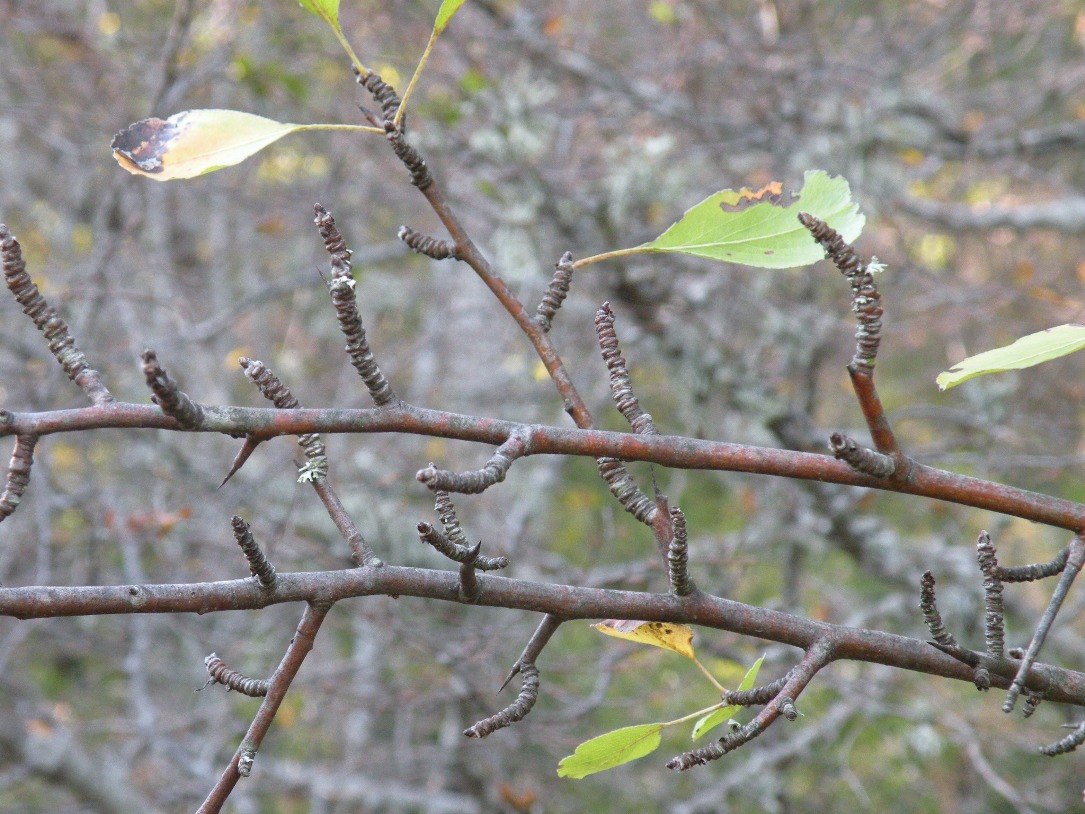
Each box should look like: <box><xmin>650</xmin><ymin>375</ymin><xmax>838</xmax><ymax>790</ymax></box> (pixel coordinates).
<box><xmin>557</xmin><ymin>724</ymin><xmax>665</xmax><ymax>778</ymax></box>
<box><xmin>691</xmin><ymin>707</ymin><xmax>738</xmax><ymax>741</ymax></box>
<box><xmin>592</xmin><ymin>620</ymin><xmax>695</xmax><ymax>660</ymax></box>
<box><xmin>434</xmin><ymin>0</ymin><xmax>468</xmax><ymax>35</ymax></box>
<box><xmin>640</xmin><ymin>170</ymin><xmax>864</xmax><ymax>269</ymax></box>
<box><xmin>691</xmin><ymin>655</ymin><xmax>764</xmax><ymax>740</ymax></box>
<box><xmin>738</xmin><ymin>655</ymin><xmax>765</xmax><ymax>692</ymax></box>
<box><xmin>937</xmin><ymin>324</ymin><xmax>1085</xmax><ymax>390</ymax></box>
<box><xmin>297</xmin><ymin>0</ymin><xmax>342</xmax><ymax>33</ymax></box>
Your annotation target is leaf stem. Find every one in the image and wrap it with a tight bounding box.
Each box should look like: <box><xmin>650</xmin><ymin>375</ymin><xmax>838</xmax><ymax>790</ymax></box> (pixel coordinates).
<box><xmin>293</xmin><ymin>123</ymin><xmax>385</xmax><ymax>135</ymax></box>
<box><xmin>395</xmin><ymin>33</ymin><xmax>438</xmax><ymax>129</ymax></box>
<box><xmin>692</xmin><ymin>655</ymin><xmax>727</xmax><ymax>693</ymax></box>
<box><xmin>331</xmin><ymin>26</ymin><xmax>369</xmax><ymax>76</ymax></box>
<box><xmin>662</xmin><ymin>702</ymin><xmax>727</xmax><ymax>729</ymax></box>
<box><xmin>572</xmin><ymin>246</ymin><xmax>651</xmax><ymax>269</ymax></box>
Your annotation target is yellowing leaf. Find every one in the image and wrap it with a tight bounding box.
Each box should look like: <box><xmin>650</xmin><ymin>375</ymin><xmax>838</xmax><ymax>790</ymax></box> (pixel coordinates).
<box><xmin>111</xmin><ymin>111</ymin><xmax>372</xmax><ymax>181</ymax></box>
<box><xmin>557</xmin><ymin>723</ymin><xmax>664</xmax><ymax>778</ymax></box>
<box><xmin>434</xmin><ymin>0</ymin><xmax>468</xmax><ymax>35</ymax></box>
<box><xmin>592</xmin><ymin>620</ymin><xmax>695</xmax><ymax>660</ymax></box>
<box><xmin>937</xmin><ymin>324</ymin><xmax>1085</xmax><ymax>390</ymax></box>
<box><xmin>112</xmin><ymin>110</ymin><xmax>306</xmax><ymax>180</ymax></box>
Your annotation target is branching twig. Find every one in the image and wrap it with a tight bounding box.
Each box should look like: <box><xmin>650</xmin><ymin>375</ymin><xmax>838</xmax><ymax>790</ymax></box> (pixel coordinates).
<box><xmin>2</xmin><ymin>224</ymin><xmax>113</xmax><ymax>405</ymax></box>
<box><xmin>722</xmin><ymin>675</ymin><xmax>790</xmax><ymax>707</ymax></box>
<box><xmin>976</xmin><ymin>531</ymin><xmax>1005</xmax><ymax>659</ymax></box>
<box><xmin>535</xmin><ymin>251</ymin><xmax>574</xmax><ymax>332</ymax></box>
<box><xmin>417</xmin><ymin>430</ymin><xmax>531</xmax><ymax>494</ymax></box>
<box><xmin>231</xmin><ymin>516</ymin><xmax>277</xmax><ymax>589</ymax></box>
<box><xmin>596</xmin><ymin>457</ymin><xmax>658</xmax><ymax>525</ymax></box>
<box><xmin>500</xmin><ymin>614</ymin><xmax>563</xmax><ymax>692</ymax></box>
<box><xmin>204</xmin><ymin>653</ymin><xmax>270</xmax><ymax>698</ymax></box>
<box><xmin>667</xmin><ymin>507</ymin><xmax>695</xmax><ymax>596</ymax></box>
<box><xmin>668</xmin><ymin>638</ymin><xmax>834</xmax><ymax>770</ymax></box>
<box><xmin>0</xmin><ymin>433</ymin><xmax>35</xmax><ymax>523</ymax></box>
<box><xmin>798</xmin><ymin>213</ymin><xmax>900</xmax><ymax>461</ymax></box>
<box><xmin>1041</xmin><ymin>720</ymin><xmax>1085</xmax><ymax>756</ymax></box>
<box><xmin>998</xmin><ymin>548</ymin><xmax>1069</xmax><ymax>583</ymax></box>
<box><xmin>464</xmin><ymin>663</ymin><xmax>540</xmax><ymax>738</ymax></box>
<box><xmin>316</xmin><ymin>206</ymin><xmax>399</xmax><ymax>407</ymax></box>
<box><xmin>829</xmin><ymin>431</ymin><xmax>895</xmax><ymax>478</ymax></box>
<box><xmin>1004</xmin><ymin>534</ymin><xmax>1085</xmax><ymax>713</ymax></box>
<box><xmin>197</xmin><ymin>601</ymin><xmax>331</xmax><ymax>813</ymax></box>
<box><xmin>417</xmin><ymin>521</ymin><xmax>509</xmax><ymax>571</ymax></box>
<box><xmin>141</xmin><ymin>349</ymin><xmax>203</xmax><ymax>429</ymax></box>
<box><xmin>797</xmin><ymin>213</ymin><xmax>882</xmax><ymax>370</ymax></box>
<box><xmin>240</xmin><ymin>357</ymin><xmax>379</xmax><ymax>566</ymax></box>
<box><xmin>398</xmin><ymin>225</ymin><xmax>458</xmax><ymax>260</ymax></box>
<box><xmin>596</xmin><ymin>301</ymin><xmax>657</xmax><ymax>435</ymax></box>
<box><xmin>921</xmin><ymin>572</ymin><xmax>957</xmax><ymax>648</ymax></box>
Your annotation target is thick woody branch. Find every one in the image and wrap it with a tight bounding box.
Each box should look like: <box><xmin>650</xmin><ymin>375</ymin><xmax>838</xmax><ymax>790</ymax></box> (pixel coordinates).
<box><xmin>6</xmin><ymin>568</ymin><xmax>1085</xmax><ymax>706</ymax></box>
<box><xmin>5</xmin><ymin>403</ymin><xmax>1085</xmax><ymax>532</ymax></box>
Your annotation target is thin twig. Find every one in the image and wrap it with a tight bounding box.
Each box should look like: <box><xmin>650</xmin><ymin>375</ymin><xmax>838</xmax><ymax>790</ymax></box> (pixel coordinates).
<box><xmin>1004</xmin><ymin>535</ymin><xmax>1085</xmax><ymax>713</ymax></box>
<box><xmin>2</xmin><ymin>224</ymin><xmax>113</xmax><ymax>405</ymax></box>
<box><xmin>196</xmin><ymin>601</ymin><xmax>331</xmax><ymax>813</ymax></box>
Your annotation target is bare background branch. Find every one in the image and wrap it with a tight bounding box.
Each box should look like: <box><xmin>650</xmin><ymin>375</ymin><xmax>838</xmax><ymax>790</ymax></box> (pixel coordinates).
<box><xmin>4</xmin><ymin>1</ymin><xmax>1085</xmax><ymax>811</ymax></box>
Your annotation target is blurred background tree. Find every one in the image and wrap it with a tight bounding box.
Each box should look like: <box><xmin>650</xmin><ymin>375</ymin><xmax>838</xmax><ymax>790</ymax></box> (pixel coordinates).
<box><xmin>3</xmin><ymin>1</ymin><xmax>1085</xmax><ymax>811</ymax></box>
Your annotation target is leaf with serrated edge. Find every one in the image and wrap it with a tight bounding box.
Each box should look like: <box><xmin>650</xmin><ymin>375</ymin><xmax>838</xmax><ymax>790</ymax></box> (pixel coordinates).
<box><xmin>691</xmin><ymin>655</ymin><xmax>764</xmax><ymax>740</ymax></box>
<box><xmin>937</xmin><ymin>324</ymin><xmax>1085</xmax><ymax>390</ymax></box>
<box><xmin>592</xmin><ymin>620</ymin><xmax>695</xmax><ymax>660</ymax></box>
<box><xmin>112</xmin><ymin>110</ymin><xmax>306</xmax><ymax>181</ymax></box>
<box><xmin>297</xmin><ymin>0</ymin><xmax>341</xmax><ymax>31</ymax></box>
<box><xmin>557</xmin><ymin>724</ymin><xmax>664</xmax><ymax>779</ymax></box>
<box><xmin>641</xmin><ymin>170</ymin><xmax>864</xmax><ymax>269</ymax></box>
<box><xmin>434</xmin><ymin>0</ymin><xmax>468</xmax><ymax>34</ymax></box>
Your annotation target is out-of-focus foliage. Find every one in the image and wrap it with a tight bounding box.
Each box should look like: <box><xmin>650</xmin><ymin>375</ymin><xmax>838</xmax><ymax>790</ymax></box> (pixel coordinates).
<box><xmin>3</xmin><ymin>1</ymin><xmax>1085</xmax><ymax>812</ymax></box>
<box><xmin>939</xmin><ymin>324</ymin><xmax>1085</xmax><ymax>390</ymax></box>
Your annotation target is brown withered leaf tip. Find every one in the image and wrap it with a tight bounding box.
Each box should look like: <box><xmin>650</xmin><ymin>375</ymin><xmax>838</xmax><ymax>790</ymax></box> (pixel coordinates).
<box><xmin>718</xmin><ymin>181</ymin><xmax>785</xmax><ymax>213</ymax></box>
<box><xmin>111</xmin><ymin>117</ymin><xmax>181</xmax><ymax>174</ymax></box>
